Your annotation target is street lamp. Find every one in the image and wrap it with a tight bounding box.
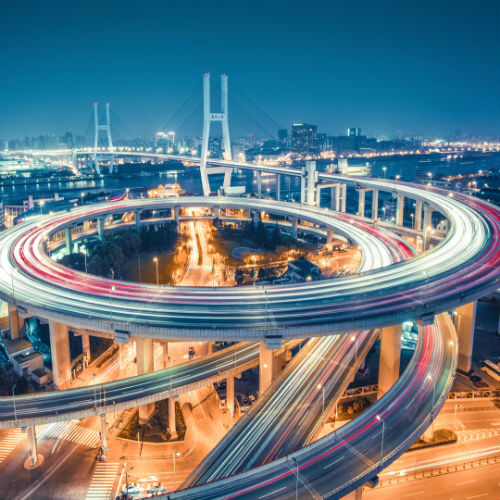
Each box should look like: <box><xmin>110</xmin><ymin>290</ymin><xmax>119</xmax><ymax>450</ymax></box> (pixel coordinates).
<box><xmin>109</xmin><ymin>285</ymin><xmax>115</xmax><ymax>322</ymax></box>
<box><xmin>291</xmin><ymin>456</ymin><xmax>299</xmax><ymax>500</ymax></box>
<box><xmin>382</xmin><ymin>166</ymin><xmax>387</xmax><ymax>179</ymax></box>
<box><xmin>317</xmin><ymin>384</ymin><xmax>325</xmax><ymax>415</ymax></box>
<box><xmin>376</xmin><ymin>414</ymin><xmax>385</xmax><ymax>465</ymax></box>
<box><xmin>173</xmin><ymin>450</ymin><xmax>181</xmax><ymax>489</ymax></box>
<box><xmin>153</xmin><ymin>256</ymin><xmax>159</xmax><ymax>285</ymax></box>
<box><xmin>12</xmin><ymin>383</ymin><xmax>17</xmax><ymax>423</ymax></box>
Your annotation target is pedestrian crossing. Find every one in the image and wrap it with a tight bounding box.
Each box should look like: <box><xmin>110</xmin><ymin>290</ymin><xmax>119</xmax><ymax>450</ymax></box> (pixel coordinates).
<box><xmin>0</xmin><ymin>429</ymin><xmax>24</xmax><ymax>464</ymax></box>
<box><xmin>456</xmin><ymin>428</ymin><xmax>500</xmax><ymax>443</ymax></box>
<box><xmin>85</xmin><ymin>462</ymin><xmax>120</xmax><ymax>500</ymax></box>
<box><xmin>37</xmin><ymin>421</ymin><xmax>100</xmax><ymax>448</ymax></box>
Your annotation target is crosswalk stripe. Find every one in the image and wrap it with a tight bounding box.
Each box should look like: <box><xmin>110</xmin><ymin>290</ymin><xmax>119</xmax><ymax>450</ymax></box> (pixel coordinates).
<box><xmin>0</xmin><ymin>430</ymin><xmax>25</xmax><ymax>464</ymax></box>
<box><xmin>36</xmin><ymin>422</ymin><xmax>100</xmax><ymax>448</ymax></box>
<box><xmin>85</xmin><ymin>462</ymin><xmax>120</xmax><ymax>500</ymax></box>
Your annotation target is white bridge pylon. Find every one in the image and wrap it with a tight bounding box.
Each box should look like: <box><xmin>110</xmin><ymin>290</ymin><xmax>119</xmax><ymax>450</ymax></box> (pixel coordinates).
<box><xmin>93</xmin><ymin>102</ymin><xmax>114</xmax><ymax>175</ymax></box>
<box><xmin>200</xmin><ymin>73</ymin><xmax>232</xmax><ymax>196</ymax></box>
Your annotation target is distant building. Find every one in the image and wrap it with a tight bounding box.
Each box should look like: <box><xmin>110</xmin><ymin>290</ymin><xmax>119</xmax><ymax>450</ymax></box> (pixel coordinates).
<box><xmin>155</xmin><ymin>131</ymin><xmax>175</xmax><ymax>152</ymax></box>
<box><xmin>286</xmin><ymin>257</ymin><xmax>321</xmax><ymax>281</ymax></box>
<box><xmin>291</xmin><ymin>123</ymin><xmax>318</xmax><ymax>153</ymax></box>
<box><xmin>347</xmin><ymin>127</ymin><xmax>362</xmax><ymax>137</ymax></box>
<box><xmin>209</xmin><ymin>137</ymin><xmax>222</xmax><ymax>158</ymax></box>
<box><xmin>278</xmin><ymin>129</ymin><xmax>288</xmax><ymax>149</ymax></box>
<box><xmin>61</xmin><ymin>132</ymin><xmax>73</xmax><ymax>148</ymax></box>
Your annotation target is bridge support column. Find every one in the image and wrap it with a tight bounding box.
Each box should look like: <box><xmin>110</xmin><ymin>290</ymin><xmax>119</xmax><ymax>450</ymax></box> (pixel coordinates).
<box><xmin>377</xmin><ymin>324</ymin><xmax>402</xmax><ymax>399</ymax></box>
<box><xmin>227</xmin><ymin>375</ymin><xmax>235</xmax><ymax>418</ymax></box>
<box><xmin>358</xmin><ymin>189</ymin><xmax>366</xmax><ymax>218</ymax></box>
<box><xmin>8</xmin><ymin>304</ymin><xmax>25</xmax><ymax>340</ymax></box>
<box><xmin>256</xmin><ymin>171</ymin><xmax>262</xmax><ymax>198</ymax></box>
<box><xmin>174</xmin><ymin>207</ymin><xmax>180</xmax><ymax>227</ymax></box>
<box><xmin>372</xmin><ymin>189</ymin><xmax>379</xmax><ymax>219</ymax></box>
<box><xmin>396</xmin><ymin>195</ymin><xmax>404</xmax><ymax>226</ymax></box>
<box><xmin>414</xmin><ymin>200</ymin><xmax>423</xmax><ymax>230</ymax></box>
<box><xmin>49</xmin><ymin>321</ymin><xmax>71</xmax><ymax>389</ymax></box>
<box><xmin>135</xmin><ymin>211</ymin><xmax>141</xmax><ymax>231</ymax></box>
<box><xmin>340</xmin><ymin>184</ymin><xmax>347</xmax><ymax>212</ymax></box>
<box><xmin>343</xmin><ymin>486</ymin><xmax>363</xmax><ymax>499</ymax></box>
<box><xmin>291</xmin><ymin>217</ymin><xmax>297</xmax><ymax>239</ymax></box>
<box><xmin>327</xmin><ymin>229</ymin><xmax>333</xmax><ymax>246</ymax></box>
<box><xmin>97</xmin><ymin>217</ymin><xmax>104</xmax><ymax>241</ymax></box>
<box><xmin>25</xmin><ymin>426</ymin><xmax>42</xmax><ymax>469</ymax></box>
<box><xmin>169</xmin><ymin>397</ymin><xmax>178</xmax><ymax>439</ymax></box>
<box><xmin>100</xmin><ymin>413</ymin><xmax>108</xmax><ymax>460</ymax></box>
<box><xmin>330</xmin><ymin>186</ymin><xmax>340</xmax><ymax>211</ymax></box>
<box><xmin>306</xmin><ymin>160</ymin><xmax>317</xmax><ymax>206</ymax></box>
<box><xmin>454</xmin><ymin>302</ymin><xmax>477</xmax><ymax>374</ymax></box>
<box><xmin>276</xmin><ymin>174</ymin><xmax>281</xmax><ymax>201</ymax></box>
<box><xmin>119</xmin><ymin>343</ymin><xmax>127</xmax><ymax>370</ymax></box>
<box><xmin>136</xmin><ymin>338</ymin><xmax>155</xmax><ymax>423</ymax></box>
<box><xmin>65</xmin><ymin>227</ymin><xmax>73</xmax><ymax>254</ymax></box>
<box><xmin>81</xmin><ymin>333</ymin><xmax>90</xmax><ymax>365</ymax></box>
<box><xmin>300</xmin><ymin>167</ymin><xmax>306</xmax><ymax>204</ymax></box>
<box><xmin>259</xmin><ymin>341</ymin><xmax>274</xmax><ymax>395</ymax></box>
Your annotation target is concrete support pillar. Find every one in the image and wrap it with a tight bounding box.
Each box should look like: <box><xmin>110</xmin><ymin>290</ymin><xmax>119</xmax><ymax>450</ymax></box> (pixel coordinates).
<box><xmin>169</xmin><ymin>397</ymin><xmax>178</xmax><ymax>439</ymax></box>
<box><xmin>330</xmin><ymin>186</ymin><xmax>340</xmax><ymax>211</ymax></box>
<box><xmin>259</xmin><ymin>341</ymin><xmax>274</xmax><ymax>395</ymax></box>
<box><xmin>372</xmin><ymin>189</ymin><xmax>379</xmax><ymax>220</ymax></box>
<box><xmin>136</xmin><ymin>337</ymin><xmax>155</xmax><ymax>422</ymax></box>
<box><xmin>227</xmin><ymin>375</ymin><xmax>235</xmax><ymax>418</ymax></box>
<box><xmin>81</xmin><ymin>333</ymin><xmax>90</xmax><ymax>365</ymax></box>
<box><xmin>257</xmin><ymin>171</ymin><xmax>262</xmax><ymax>198</ymax></box>
<box><xmin>340</xmin><ymin>184</ymin><xmax>347</xmax><ymax>212</ymax></box>
<box><xmin>343</xmin><ymin>486</ymin><xmax>363</xmax><ymax>500</ymax></box>
<box><xmin>252</xmin><ymin>210</ymin><xmax>260</xmax><ymax>225</ymax></box>
<box><xmin>276</xmin><ymin>174</ymin><xmax>281</xmax><ymax>201</ymax></box>
<box><xmin>135</xmin><ymin>211</ymin><xmax>141</xmax><ymax>231</ymax></box>
<box><xmin>97</xmin><ymin>217</ymin><xmax>104</xmax><ymax>241</ymax></box>
<box><xmin>306</xmin><ymin>160</ymin><xmax>317</xmax><ymax>206</ymax></box>
<box><xmin>84</xmin><ymin>220</ymin><xmax>91</xmax><ymax>232</ymax></box>
<box><xmin>358</xmin><ymin>190</ymin><xmax>366</xmax><ymax>218</ymax></box>
<box><xmin>454</xmin><ymin>302</ymin><xmax>477</xmax><ymax>374</ymax></box>
<box><xmin>300</xmin><ymin>168</ymin><xmax>306</xmax><ymax>204</ymax></box>
<box><xmin>291</xmin><ymin>217</ymin><xmax>297</xmax><ymax>239</ymax></box>
<box><xmin>65</xmin><ymin>227</ymin><xmax>73</xmax><ymax>254</ymax></box>
<box><xmin>162</xmin><ymin>342</ymin><xmax>169</xmax><ymax>370</ymax></box>
<box><xmin>422</xmin><ymin>423</ymin><xmax>434</xmax><ymax>442</ymax></box>
<box><xmin>174</xmin><ymin>207</ymin><xmax>180</xmax><ymax>226</ymax></box>
<box><xmin>423</xmin><ymin>204</ymin><xmax>433</xmax><ymax>251</ymax></box>
<box><xmin>396</xmin><ymin>195</ymin><xmax>404</xmax><ymax>226</ymax></box>
<box><xmin>377</xmin><ymin>324</ymin><xmax>402</xmax><ymax>399</ymax></box>
<box><xmin>100</xmin><ymin>413</ymin><xmax>108</xmax><ymax>460</ymax></box>
<box><xmin>327</xmin><ymin>229</ymin><xmax>333</xmax><ymax>246</ymax></box>
<box><xmin>119</xmin><ymin>343</ymin><xmax>126</xmax><ymax>370</ymax></box>
<box><xmin>27</xmin><ymin>426</ymin><xmax>39</xmax><ymax>468</ymax></box>
<box><xmin>8</xmin><ymin>304</ymin><xmax>24</xmax><ymax>340</ymax></box>
<box><xmin>49</xmin><ymin>321</ymin><xmax>71</xmax><ymax>389</ymax></box>
<box><xmin>414</xmin><ymin>200</ymin><xmax>423</xmax><ymax>230</ymax></box>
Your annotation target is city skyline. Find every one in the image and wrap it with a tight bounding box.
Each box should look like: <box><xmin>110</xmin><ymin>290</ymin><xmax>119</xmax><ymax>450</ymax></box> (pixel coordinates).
<box><xmin>1</xmin><ymin>0</ymin><xmax>499</xmax><ymax>139</ymax></box>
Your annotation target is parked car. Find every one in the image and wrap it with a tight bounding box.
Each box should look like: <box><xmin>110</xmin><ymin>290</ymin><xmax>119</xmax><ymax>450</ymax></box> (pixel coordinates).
<box><xmin>470</xmin><ymin>374</ymin><xmax>488</xmax><ymax>388</ymax></box>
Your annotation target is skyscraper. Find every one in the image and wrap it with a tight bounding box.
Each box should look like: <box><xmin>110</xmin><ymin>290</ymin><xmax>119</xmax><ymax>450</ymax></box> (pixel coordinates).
<box><xmin>278</xmin><ymin>129</ymin><xmax>288</xmax><ymax>149</ymax></box>
<box><xmin>347</xmin><ymin>127</ymin><xmax>361</xmax><ymax>137</ymax></box>
<box><xmin>291</xmin><ymin>123</ymin><xmax>317</xmax><ymax>153</ymax></box>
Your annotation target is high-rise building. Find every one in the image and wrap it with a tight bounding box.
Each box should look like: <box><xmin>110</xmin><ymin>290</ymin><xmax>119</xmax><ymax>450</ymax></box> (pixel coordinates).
<box><xmin>278</xmin><ymin>129</ymin><xmax>288</xmax><ymax>149</ymax></box>
<box><xmin>291</xmin><ymin>123</ymin><xmax>317</xmax><ymax>153</ymax></box>
<box><xmin>347</xmin><ymin>127</ymin><xmax>361</xmax><ymax>137</ymax></box>
<box><xmin>61</xmin><ymin>132</ymin><xmax>73</xmax><ymax>148</ymax></box>
<box><xmin>209</xmin><ymin>137</ymin><xmax>222</xmax><ymax>158</ymax></box>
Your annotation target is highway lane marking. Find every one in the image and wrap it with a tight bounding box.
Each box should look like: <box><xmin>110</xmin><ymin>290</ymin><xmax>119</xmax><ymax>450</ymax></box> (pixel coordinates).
<box><xmin>466</xmin><ymin>494</ymin><xmax>489</xmax><ymax>499</ymax></box>
<box><xmin>402</xmin><ymin>492</ymin><xmax>424</xmax><ymax>497</ymax></box>
<box><xmin>456</xmin><ymin>480</ymin><xmax>477</xmax><ymax>486</ymax></box>
<box><xmin>258</xmin><ymin>486</ymin><xmax>287</xmax><ymax>498</ymax></box>
<box><xmin>323</xmin><ymin>458</ymin><xmax>342</xmax><ymax>470</ymax></box>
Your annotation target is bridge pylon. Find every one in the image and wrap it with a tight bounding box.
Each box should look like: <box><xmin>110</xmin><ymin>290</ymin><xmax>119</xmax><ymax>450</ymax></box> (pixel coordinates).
<box><xmin>200</xmin><ymin>73</ymin><xmax>232</xmax><ymax>196</ymax></box>
<box><xmin>93</xmin><ymin>102</ymin><xmax>114</xmax><ymax>175</ymax></box>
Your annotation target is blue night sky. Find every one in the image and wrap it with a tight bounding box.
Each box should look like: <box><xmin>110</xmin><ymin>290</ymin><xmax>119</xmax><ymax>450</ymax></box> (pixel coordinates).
<box><xmin>1</xmin><ymin>0</ymin><xmax>499</xmax><ymax>139</ymax></box>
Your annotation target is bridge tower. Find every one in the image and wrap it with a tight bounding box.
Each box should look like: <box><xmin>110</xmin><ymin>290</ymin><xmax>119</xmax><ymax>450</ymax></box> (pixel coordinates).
<box><xmin>200</xmin><ymin>73</ymin><xmax>232</xmax><ymax>196</ymax></box>
<box><xmin>93</xmin><ymin>102</ymin><xmax>114</xmax><ymax>175</ymax></box>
